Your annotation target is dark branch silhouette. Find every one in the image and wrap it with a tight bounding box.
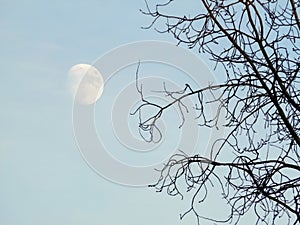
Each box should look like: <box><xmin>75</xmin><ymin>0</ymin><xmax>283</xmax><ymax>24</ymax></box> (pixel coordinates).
<box><xmin>132</xmin><ymin>0</ymin><xmax>300</xmax><ymax>224</ymax></box>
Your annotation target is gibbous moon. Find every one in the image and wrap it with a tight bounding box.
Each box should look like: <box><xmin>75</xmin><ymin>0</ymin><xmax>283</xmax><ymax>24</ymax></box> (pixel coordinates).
<box><xmin>68</xmin><ymin>64</ymin><xmax>104</xmax><ymax>105</ymax></box>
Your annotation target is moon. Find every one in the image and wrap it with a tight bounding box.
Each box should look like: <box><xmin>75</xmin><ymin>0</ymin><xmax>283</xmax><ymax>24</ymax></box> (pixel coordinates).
<box><xmin>68</xmin><ymin>64</ymin><xmax>104</xmax><ymax>105</ymax></box>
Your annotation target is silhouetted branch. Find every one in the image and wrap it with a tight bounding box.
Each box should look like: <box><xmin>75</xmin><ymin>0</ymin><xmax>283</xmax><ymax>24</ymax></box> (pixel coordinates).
<box><xmin>134</xmin><ymin>0</ymin><xmax>300</xmax><ymax>224</ymax></box>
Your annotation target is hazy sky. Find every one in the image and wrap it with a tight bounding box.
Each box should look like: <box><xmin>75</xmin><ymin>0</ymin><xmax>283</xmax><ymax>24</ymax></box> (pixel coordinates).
<box><xmin>0</xmin><ymin>1</ymin><xmax>280</xmax><ymax>225</ymax></box>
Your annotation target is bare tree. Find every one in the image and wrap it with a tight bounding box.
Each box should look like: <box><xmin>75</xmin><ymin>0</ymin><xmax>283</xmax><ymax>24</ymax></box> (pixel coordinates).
<box><xmin>132</xmin><ymin>0</ymin><xmax>300</xmax><ymax>224</ymax></box>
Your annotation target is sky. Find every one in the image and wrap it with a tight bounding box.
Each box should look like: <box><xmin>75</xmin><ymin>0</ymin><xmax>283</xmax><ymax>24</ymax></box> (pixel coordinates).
<box><xmin>0</xmin><ymin>1</ymin><xmax>280</xmax><ymax>225</ymax></box>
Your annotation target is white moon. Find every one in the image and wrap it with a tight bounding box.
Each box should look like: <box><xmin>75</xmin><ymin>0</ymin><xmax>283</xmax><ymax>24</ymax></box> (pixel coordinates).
<box><xmin>68</xmin><ymin>64</ymin><xmax>104</xmax><ymax>105</ymax></box>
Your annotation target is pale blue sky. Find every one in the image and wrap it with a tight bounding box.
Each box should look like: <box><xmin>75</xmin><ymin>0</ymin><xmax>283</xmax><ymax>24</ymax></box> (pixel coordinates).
<box><xmin>0</xmin><ymin>1</ymin><xmax>280</xmax><ymax>225</ymax></box>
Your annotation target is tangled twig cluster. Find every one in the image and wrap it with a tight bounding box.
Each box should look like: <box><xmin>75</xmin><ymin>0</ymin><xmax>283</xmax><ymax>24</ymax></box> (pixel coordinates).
<box><xmin>132</xmin><ymin>0</ymin><xmax>300</xmax><ymax>224</ymax></box>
